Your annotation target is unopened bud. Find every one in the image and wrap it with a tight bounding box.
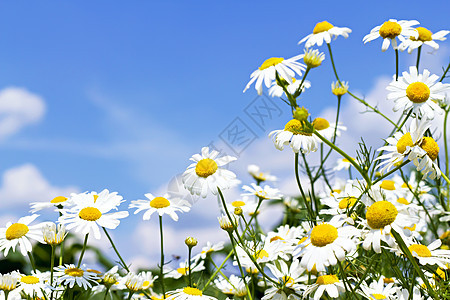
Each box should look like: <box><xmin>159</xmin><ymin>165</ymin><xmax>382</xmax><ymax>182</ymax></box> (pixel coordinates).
<box><xmin>234</xmin><ymin>207</ymin><xmax>243</xmax><ymax>216</ymax></box>
<box><xmin>293</xmin><ymin>106</ymin><xmax>309</xmax><ymax>122</ymax></box>
<box><xmin>185</xmin><ymin>237</ymin><xmax>198</xmax><ymax>247</ymax></box>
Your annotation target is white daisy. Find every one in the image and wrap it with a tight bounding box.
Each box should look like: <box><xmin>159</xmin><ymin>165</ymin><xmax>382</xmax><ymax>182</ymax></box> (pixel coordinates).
<box><xmin>214</xmin><ymin>274</ymin><xmax>248</xmax><ymax>297</ymax></box>
<box><xmin>241</xmin><ymin>183</ymin><xmax>282</xmax><ymax>200</ymax></box>
<box><xmin>333</xmin><ymin>158</ymin><xmax>354</xmax><ymax>171</ymax></box>
<box><xmin>243</xmin><ymin>55</ymin><xmax>306</xmax><ymax>95</ymax></box>
<box><xmin>129</xmin><ymin>193</ymin><xmax>190</xmax><ymax>222</ymax></box>
<box><xmin>30</xmin><ymin>195</ymin><xmax>72</xmax><ymax>213</ymax></box>
<box><xmin>54</xmin><ymin>264</ymin><xmax>98</xmax><ymax>289</ymax></box>
<box><xmin>302</xmin><ymin>48</ymin><xmax>325</xmax><ymax>69</ymax></box>
<box><xmin>269</xmin><ymin>119</ymin><xmax>318</xmax><ymax>154</ymax></box>
<box><xmin>402</xmin><ymin>239</ymin><xmax>450</xmax><ymax>268</ymax></box>
<box><xmin>166</xmin><ymin>287</ymin><xmax>217</xmax><ymax>300</ymax></box>
<box><xmin>268</xmin><ymin>76</ymin><xmax>311</xmax><ymax>98</ymax></box>
<box><xmin>363</xmin><ymin>19</ymin><xmax>419</xmax><ymax>51</ymax></box>
<box><xmin>247</xmin><ymin>164</ymin><xmax>277</xmax><ymax>182</ymax></box>
<box><xmin>123</xmin><ymin>272</ymin><xmax>145</xmax><ymax>292</ymax></box>
<box><xmin>312</xmin><ymin>117</ymin><xmax>346</xmax><ymax>141</ymax></box>
<box><xmin>140</xmin><ymin>271</ymin><xmax>158</xmax><ymax>291</ymax></box>
<box><xmin>225</xmin><ymin>196</ymin><xmax>259</xmax><ymax>217</ymax></box>
<box><xmin>165</xmin><ymin>260</ymin><xmax>205</xmax><ymax>280</ymax></box>
<box><xmin>303</xmin><ymin>275</ymin><xmax>345</xmax><ymax>300</ymax></box>
<box><xmin>299</xmin><ymin>21</ymin><xmax>351</xmax><ymax>48</ymax></box>
<box><xmin>293</xmin><ymin>219</ymin><xmax>359</xmax><ymax>272</ymax></box>
<box><xmin>331</xmin><ymin>81</ymin><xmax>349</xmax><ymax>96</ymax></box>
<box><xmin>0</xmin><ymin>271</ymin><xmax>19</xmax><ymax>292</ymax></box>
<box><xmin>266</xmin><ymin>259</ymin><xmax>306</xmax><ymax>293</ymax></box>
<box><xmin>399</xmin><ymin>27</ymin><xmax>450</xmax><ymax>54</ymax></box>
<box><xmin>358</xmin><ymin>277</ymin><xmax>397</xmax><ymax>300</ymax></box>
<box><xmin>387</xmin><ymin>66</ymin><xmax>450</xmax><ymax>119</ymax></box>
<box><xmin>193</xmin><ymin>241</ymin><xmax>224</xmax><ymax>260</ymax></box>
<box><xmin>0</xmin><ymin>214</ymin><xmax>46</xmax><ymax>256</ymax></box>
<box><xmin>182</xmin><ymin>147</ymin><xmax>237</xmax><ymax>198</ymax></box>
<box><xmin>58</xmin><ymin>190</ymin><xmax>129</xmax><ymax>239</ymax></box>
<box><xmin>408</xmin><ymin>136</ymin><xmax>441</xmax><ymax>179</ymax></box>
<box><xmin>16</xmin><ymin>271</ymin><xmax>51</xmax><ymax>298</ymax></box>
<box><xmin>42</xmin><ymin>223</ymin><xmax>67</xmax><ymax>246</ymax></box>
<box><xmin>397</xmin><ymin>287</ymin><xmax>426</xmax><ymax>300</ymax></box>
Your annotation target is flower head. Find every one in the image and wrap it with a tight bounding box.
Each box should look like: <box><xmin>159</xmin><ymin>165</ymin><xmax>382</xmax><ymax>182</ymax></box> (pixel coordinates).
<box><xmin>399</xmin><ymin>26</ymin><xmax>450</xmax><ymax>53</ymax></box>
<box><xmin>363</xmin><ymin>19</ymin><xmax>419</xmax><ymax>51</ymax></box>
<box><xmin>269</xmin><ymin>119</ymin><xmax>318</xmax><ymax>154</ymax></box>
<box><xmin>299</xmin><ymin>21</ymin><xmax>351</xmax><ymax>48</ymax></box>
<box><xmin>54</xmin><ymin>264</ymin><xmax>98</xmax><ymax>289</ymax></box>
<box><xmin>129</xmin><ymin>193</ymin><xmax>190</xmax><ymax>221</ymax></box>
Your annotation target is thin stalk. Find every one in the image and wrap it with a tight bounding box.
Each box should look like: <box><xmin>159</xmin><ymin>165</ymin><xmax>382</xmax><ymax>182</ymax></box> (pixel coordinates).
<box><xmin>301</xmin><ymin>152</ymin><xmax>319</xmax><ymax>217</ymax></box>
<box><xmin>103</xmin><ymin>287</ymin><xmax>111</xmax><ymax>300</ymax></box>
<box><xmin>50</xmin><ymin>245</ymin><xmax>56</xmax><ymax>300</ymax></box>
<box><xmin>228</xmin><ymin>232</ymin><xmax>253</xmax><ymax>300</ymax></box>
<box><xmin>202</xmin><ymin>250</ymin><xmax>234</xmax><ymax>291</ymax></box>
<box><xmin>188</xmin><ymin>247</ymin><xmax>192</xmax><ymax>287</ymax></box>
<box><xmin>444</xmin><ymin>108</ymin><xmax>450</xmax><ymax>178</ymax></box>
<box><xmin>59</xmin><ymin>239</ymin><xmax>64</xmax><ymax>266</ymax></box>
<box><xmin>127</xmin><ymin>291</ymin><xmax>135</xmax><ymax>300</ymax></box>
<box><xmin>294</xmin><ymin>153</ymin><xmax>315</xmax><ymax>223</ymax></box>
<box><xmin>327</xmin><ymin>43</ymin><xmax>340</xmax><ymax>82</ymax></box>
<box><xmin>416</xmin><ymin>46</ymin><xmax>422</xmax><ymax>70</ymax></box>
<box><xmin>76</xmin><ymin>234</ymin><xmax>89</xmax><ymax>268</ymax></box>
<box><xmin>395</xmin><ymin>49</ymin><xmax>399</xmax><ymax>81</ymax></box>
<box><xmin>102</xmin><ymin>227</ymin><xmax>130</xmax><ymax>272</ymax></box>
<box><xmin>158</xmin><ymin>215</ymin><xmax>166</xmax><ymax>298</ymax></box>
<box><xmin>440</xmin><ymin>61</ymin><xmax>450</xmax><ymax>82</ymax></box>
<box><xmin>28</xmin><ymin>252</ymin><xmax>37</xmax><ymax>272</ymax></box>
<box><xmin>336</xmin><ymin>259</ymin><xmax>358</xmax><ymax>299</ymax></box>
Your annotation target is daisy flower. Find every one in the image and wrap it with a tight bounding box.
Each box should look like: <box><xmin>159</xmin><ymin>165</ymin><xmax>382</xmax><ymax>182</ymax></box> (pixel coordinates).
<box><xmin>312</xmin><ymin>117</ymin><xmax>346</xmax><ymax>141</ymax></box>
<box><xmin>182</xmin><ymin>147</ymin><xmax>237</xmax><ymax>198</ymax></box>
<box><xmin>266</xmin><ymin>259</ymin><xmax>306</xmax><ymax>292</ymax></box>
<box><xmin>302</xmin><ymin>48</ymin><xmax>325</xmax><ymax>69</ymax></box>
<box><xmin>408</xmin><ymin>136</ymin><xmax>441</xmax><ymax>179</ymax></box>
<box><xmin>387</xmin><ymin>66</ymin><xmax>450</xmax><ymax>119</ymax></box>
<box><xmin>268</xmin><ymin>76</ymin><xmax>311</xmax><ymax>98</ymax></box>
<box><xmin>30</xmin><ymin>195</ymin><xmax>72</xmax><ymax>213</ymax></box>
<box><xmin>225</xmin><ymin>196</ymin><xmax>259</xmax><ymax>217</ymax></box>
<box><xmin>331</xmin><ymin>81</ymin><xmax>349</xmax><ymax>96</ymax></box>
<box><xmin>293</xmin><ymin>219</ymin><xmax>359</xmax><ymax>272</ymax></box>
<box><xmin>247</xmin><ymin>164</ymin><xmax>277</xmax><ymax>183</ymax></box>
<box><xmin>361</xmin><ymin>200</ymin><xmax>416</xmax><ymax>253</ymax></box>
<box><xmin>241</xmin><ymin>183</ymin><xmax>282</xmax><ymax>200</ymax></box>
<box><xmin>17</xmin><ymin>271</ymin><xmax>51</xmax><ymax>298</ymax></box>
<box><xmin>0</xmin><ymin>214</ymin><xmax>46</xmax><ymax>256</ymax></box>
<box><xmin>399</xmin><ymin>27</ymin><xmax>450</xmax><ymax>53</ymax></box>
<box><xmin>214</xmin><ymin>274</ymin><xmax>248</xmax><ymax>297</ymax></box>
<box><xmin>402</xmin><ymin>239</ymin><xmax>450</xmax><ymax>268</ymax></box>
<box><xmin>0</xmin><ymin>272</ymin><xmax>19</xmax><ymax>292</ymax></box>
<box><xmin>269</xmin><ymin>119</ymin><xmax>318</xmax><ymax>154</ymax></box>
<box><xmin>193</xmin><ymin>241</ymin><xmax>224</xmax><ymax>260</ymax></box>
<box><xmin>243</xmin><ymin>55</ymin><xmax>306</xmax><ymax>96</ymax></box>
<box><xmin>358</xmin><ymin>277</ymin><xmax>397</xmax><ymax>300</ymax></box>
<box><xmin>165</xmin><ymin>260</ymin><xmax>205</xmax><ymax>280</ymax></box>
<box><xmin>303</xmin><ymin>275</ymin><xmax>345</xmax><ymax>300</ymax></box>
<box><xmin>58</xmin><ymin>190</ymin><xmax>129</xmax><ymax>239</ymax></box>
<box><xmin>123</xmin><ymin>272</ymin><xmax>145</xmax><ymax>292</ymax></box>
<box><xmin>299</xmin><ymin>21</ymin><xmax>351</xmax><ymax>48</ymax></box>
<box><xmin>42</xmin><ymin>223</ymin><xmax>67</xmax><ymax>246</ymax></box>
<box><xmin>375</xmin><ymin>117</ymin><xmax>430</xmax><ymax>174</ymax></box>
<box><xmin>363</xmin><ymin>19</ymin><xmax>419</xmax><ymax>51</ymax></box>
<box><xmin>397</xmin><ymin>287</ymin><xmax>426</xmax><ymax>300</ymax></box>
<box><xmin>333</xmin><ymin>158</ymin><xmax>354</xmax><ymax>171</ymax></box>
<box><xmin>54</xmin><ymin>264</ymin><xmax>98</xmax><ymax>289</ymax></box>
<box><xmin>129</xmin><ymin>193</ymin><xmax>190</xmax><ymax>222</ymax></box>
<box><xmin>166</xmin><ymin>287</ymin><xmax>217</xmax><ymax>300</ymax></box>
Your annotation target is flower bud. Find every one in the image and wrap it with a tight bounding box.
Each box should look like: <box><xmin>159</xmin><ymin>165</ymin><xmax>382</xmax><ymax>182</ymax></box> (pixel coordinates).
<box><xmin>293</xmin><ymin>106</ymin><xmax>309</xmax><ymax>122</ymax></box>
<box><xmin>331</xmin><ymin>81</ymin><xmax>349</xmax><ymax>96</ymax></box>
<box><xmin>185</xmin><ymin>237</ymin><xmax>198</xmax><ymax>248</ymax></box>
<box><xmin>303</xmin><ymin>49</ymin><xmax>325</xmax><ymax>68</ymax></box>
<box><xmin>234</xmin><ymin>207</ymin><xmax>243</xmax><ymax>216</ymax></box>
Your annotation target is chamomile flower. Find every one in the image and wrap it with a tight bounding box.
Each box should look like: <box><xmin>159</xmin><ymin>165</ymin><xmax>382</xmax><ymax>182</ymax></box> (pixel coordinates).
<box><xmin>363</xmin><ymin>19</ymin><xmax>419</xmax><ymax>51</ymax></box>
<box><xmin>268</xmin><ymin>77</ymin><xmax>311</xmax><ymax>98</ymax></box>
<box><xmin>293</xmin><ymin>219</ymin><xmax>359</xmax><ymax>272</ymax></box>
<box><xmin>214</xmin><ymin>275</ymin><xmax>248</xmax><ymax>297</ymax></box>
<box><xmin>30</xmin><ymin>195</ymin><xmax>72</xmax><ymax>213</ymax></box>
<box><xmin>193</xmin><ymin>241</ymin><xmax>224</xmax><ymax>260</ymax></box>
<box><xmin>182</xmin><ymin>147</ymin><xmax>237</xmax><ymax>198</ymax></box>
<box><xmin>302</xmin><ymin>48</ymin><xmax>325</xmax><ymax>68</ymax></box>
<box><xmin>312</xmin><ymin>117</ymin><xmax>346</xmax><ymax>141</ymax></box>
<box><xmin>397</xmin><ymin>287</ymin><xmax>425</xmax><ymax>300</ymax></box>
<box><xmin>331</xmin><ymin>81</ymin><xmax>349</xmax><ymax>96</ymax></box>
<box><xmin>375</xmin><ymin>117</ymin><xmax>430</xmax><ymax>174</ymax></box>
<box><xmin>241</xmin><ymin>183</ymin><xmax>282</xmax><ymax>200</ymax></box>
<box><xmin>58</xmin><ymin>190</ymin><xmax>129</xmax><ymax>239</ymax></box>
<box><xmin>165</xmin><ymin>260</ymin><xmax>205</xmax><ymax>280</ymax></box>
<box><xmin>333</xmin><ymin>158</ymin><xmax>354</xmax><ymax>171</ymax></box>
<box><xmin>129</xmin><ymin>193</ymin><xmax>190</xmax><ymax>222</ymax></box>
<box><xmin>42</xmin><ymin>223</ymin><xmax>67</xmax><ymax>245</ymax></box>
<box><xmin>0</xmin><ymin>272</ymin><xmax>19</xmax><ymax>292</ymax></box>
<box><xmin>140</xmin><ymin>271</ymin><xmax>158</xmax><ymax>290</ymax></box>
<box><xmin>166</xmin><ymin>287</ymin><xmax>217</xmax><ymax>300</ymax></box>
<box><xmin>123</xmin><ymin>272</ymin><xmax>145</xmax><ymax>292</ymax></box>
<box><xmin>266</xmin><ymin>259</ymin><xmax>307</xmax><ymax>292</ymax></box>
<box><xmin>54</xmin><ymin>264</ymin><xmax>98</xmax><ymax>289</ymax></box>
<box><xmin>299</xmin><ymin>21</ymin><xmax>351</xmax><ymax>48</ymax></box>
<box><xmin>408</xmin><ymin>136</ymin><xmax>441</xmax><ymax>179</ymax></box>
<box><xmin>358</xmin><ymin>277</ymin><xmax>397</xmax><ymax>300</ymax></box>
<box><xmin>402</xmin><ymin>239</ymin><xmax>450</xmax><ymax>268</ymax></box>
<box><xmin>361</xmin><ymin>200</ymin><xmax>416</xmax><ymax>253</ymax></box>
<box><xmin>226</xmin><ymin>196</ymin><xmax>259</xmax><ymax>217</ymax></box>
<box><xmin>17</xmin><ymin>271</ymin><xmax>51</xmax><ymax>298</ymax></box>
<box><xmin>243</xmin><ymin>55</ymin><xmax>306</xmax><ymax>95</ymax></box>
<box><xmin>303</xmin><ymin>275</ymin><xmax>345</xmax><ymax>300</ymax></box>
<box><xmin>269</xmin><ymin>119</ymin><xmax>318</xmax><ymax>154</ymax></box>
<box><xmin>387</xmin><ymin>66</ymin><xmax>450</xmax><ymax>119</ymax></box>
<box><xmin>320</xmin><ymin>181</ymin><xmax>363</xmax><ymax>223</ymax></box>
<box><xmin>0</xmin><ymin>214</ymin><xmax>46</xmax><ymax>256</ymax></box>
<box><xmin>399</xmin><ymin>27</ymin><xmax>450</xmax><ymax>53</ymax></box>
<box><xmin>247</xmin><ymin>164</ymin><xmax>277</xmax><ymax>183</ymax></box>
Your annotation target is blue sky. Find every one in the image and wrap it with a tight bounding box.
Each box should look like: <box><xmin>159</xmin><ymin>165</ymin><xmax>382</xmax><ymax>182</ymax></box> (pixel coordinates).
<box><xmin>1</xmin><ymin>0</ymin><xmax>450</xmax><ymax>267</ymax></box>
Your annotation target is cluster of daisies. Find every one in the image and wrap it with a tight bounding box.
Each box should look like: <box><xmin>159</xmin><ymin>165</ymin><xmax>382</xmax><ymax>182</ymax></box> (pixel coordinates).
<box><xmin>1</xmin><ymin>19</ymin><xmax>450</xmax><ymax>300</ymax></box>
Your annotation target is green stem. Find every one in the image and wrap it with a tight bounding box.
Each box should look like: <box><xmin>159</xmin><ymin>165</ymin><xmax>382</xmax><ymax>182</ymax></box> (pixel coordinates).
<box><xmin>50</xmin><ymin>245</ymin><xmax>55</xmax><ymax>300</ymax></box>
<box><xmin>28</xmin><ymin>252</ymin><xmax>37</xmax><ymax>272</ymax></box>
<box><xmin>158</xmin><ymin>215</ymin><xmax>166</xmax><ymax>298</ymax></box>
<box><xmin>395</xmin><ymin>49</ymin><xmax>399</xmax><ymax>81</ymax></box>
<box><xmin>127</xmin><ymin>291</ymin><xmax>135</xmax><ymax>300</ymax></box>
<box><xmin>202</xmin><ymin>250</ymin><xmax>234</xmax><ymax>291</ymax></box>
<box><xmin>416</xmin><ymin>46</ymin><xmax>422</xmax><ymax>70</ymax></box>
<box><xmin>294</xmin><ymin>153</ymin><xmax>315</xmax><ymax>223</ymax></box>
<box><xmin>327</xmin><ymin>43</ymin><xmax>340</xmax><ymax>82</ymax></box>
<box><xmin>440</xmin><ymin>61</ymin><xmax>450</xmax><ymax>82</ymax></box>
<box><xmin>103</xmin><ymin>286</ymin><xmax>111</xmax><ymax>300</ymax></box>
<box><xmin>293</xmin><ymin>67</ymin><xmax>311</xmax><ymax>98</ymax></box>
<box><xmin>228</xmin><ymin>232</ymin><xmax>253</xmax><ymax>300</ymax></box>
<box><xmin>102</xmin><ymin>227</ymin><xmax>130</xmax><ymax>272</ymax></box>
<box><xmin>77</xmin><ymin>234</ymin><xmax>89</xmax><ymax>268</ymax></box>
<box><xmin>188</xmin><ymin>247</ymin><xmax>192</xmax><ymax>287</ymax></box>
<box><xmin>59</xmin><ymin>239</ymin><xmax>64</xmax><ymax>266</ymax></box>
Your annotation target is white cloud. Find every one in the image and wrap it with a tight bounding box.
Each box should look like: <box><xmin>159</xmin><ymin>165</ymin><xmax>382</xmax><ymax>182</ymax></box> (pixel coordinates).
<box><xmin>0</xmin><ymin>164</ymin><xmax>78</xmax><ymax>208</ymax></box>
<box><xmin>0</xmin><ymin>87</ymin><xmax>46</xmax><ymax>140</ymax></box>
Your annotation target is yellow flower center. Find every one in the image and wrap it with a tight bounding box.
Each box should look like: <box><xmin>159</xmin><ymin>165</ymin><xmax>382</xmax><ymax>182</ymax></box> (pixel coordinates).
<box><xmin>256</xmin><ymin>249</ymin><xmax>269</xmax><ymax>260</ymax></box>
<box><xmin>195</xmin><ymin>158</ymin><xmax>218</xmax><ymax>178</ymax></box>
<box><xmin>408</xmin><ymin>244</ymin><xmax>432</xmax><ymax>257</ymax></box>
<box><xmin>310</xmin><ymin>224</ymin><xmax>338</xmax><ymax>247</ymax></box>
<box><xmin>64</xmin><ymin>267</ymin><xmax>84</xmax><ymax>277</ymax></box>
<box><xmin>372</xmin><ymin>294</ymin><xmax>387</xmax><ymax>300</ymax></box>
<box><xmin>284</xmin><ymin>119</ymin><xmax>312</xmax><ymax>136</ymax></box>
<box><xmin>21</xmin><ymin>276</ymin><xmax>39</xmax><ymax>284</ymax></box>
<box><xmin>231</xmin><ymin>200</ymin><xmax>245</xmax><ymax>207</ymax></box>
<box><xmin>420</xmin><ymin>137</ymin><xmax>439</xmax><ymax>161</ymax></box>
<box><xmin>380</xmin><ymin>180</ymin><xmax>396</xmax><ymax>190</ymax></box>
<box><xmin>78</xmin><ymin>207</ymin><xmax>102</xmax><ymax>221</ymax></box>
<box><xmin>150</xmin><ymin>197</ymin><xmax>171</xmax><ymax>209</ymax></box>
<box><xmin>366</xmin><ymin>201</ymin><xmax>398</xmax><ymax>229</ymax></box>
<box><xmin>183</xmin><ymin>287</ymin><xmax>202</xmax><ymax>296</ymax></box>
<box><xmin>379</xmin><ymin>21</ymin><xmax>402</xmax><ymax>39</ymax></box>
<box><xmin>142</xmin><ymin>280</ymin><xmax>152</xmax><ymax>289</ymax></box>
<box><xmin>396</xmin><ymin>132</ymin><xmax>413</xmax><ymax>154</ymax></box>
<box><xmin>411</xmin><ymin>27</ymin><xmax>433</xmax><ymax>42</ymax></box>
<box><xmin>313</xmin><ymin>21</ymin><xmax>334</xmax><ymax>34</ymax></box>
<box><xmin>270</xmin><ymin>236</ymin><xmax>284</xmax><ymax>242</ymax></box>
<box><xmin>383</xmin><ymin>278</ymin><xmax>395</xmax><ymax>284</ymax></box>
<box><xmin>312</xmin><ymin>117</ymin><xmax>330</xmax><ymax>130</ymax></box>
<box><xmin>435</xmin><ymin>267</ymin><xmax>445</xmax><ymax>279</ymax></box>
<box><xmin>259</xmin><ymin>57</ymin><xmax>284</xmax><ymax>71</ymax></box>
<box><xmin>5</xmin><ymin>223</ymin><xmax>29</xmax><ymax>240</ymax></box>
<box><xmin>316</xmin><ymin>275</ymin><xmax>339</xmax><ymax>285</ymax></box>
<box><xmin>282</xmin><ymin>276</ymin><xmax>295</xmax><ymax>287</ymax></box>
<box><xmin>397</xmin><ymin>197</ymin><xmax>409</xmax><ymax>205</ymax></box>
<box><xmin>406</xmin><ymin>82</ymin><xmax>430</xmax><ymax>103</ymax></box>
<box><xmin>51</xmin><ymin>196</ymin><xmax>68</xmax><ymax>204</ymax></box>
<box><xmin>338</xmin><ymin>197</ymin><xmax>357</xmax><ymax>209</ymax></box>
<box><xmin>177</xmin><ymin>267</ymin><xmax>188</xmax><ymax>275</ymax></box>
